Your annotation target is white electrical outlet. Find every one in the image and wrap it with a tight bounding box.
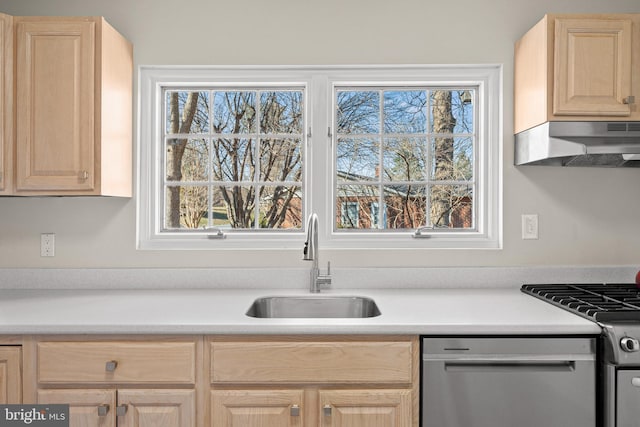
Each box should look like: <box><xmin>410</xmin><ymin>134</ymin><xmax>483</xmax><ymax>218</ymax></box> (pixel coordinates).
<box><xmin>521</xmin><ymin>214</ymin><xmax>538</xmax><ymax>240</ymax></box>
<box><xmin>41</xmin><ymin>233</ymin><xmax>55</xmax><ymax>257</ymax></box>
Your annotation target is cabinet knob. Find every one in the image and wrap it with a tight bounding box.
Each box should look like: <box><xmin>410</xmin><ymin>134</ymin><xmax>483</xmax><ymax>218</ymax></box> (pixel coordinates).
<box><xmin>80</xmin><ymin>170</ymin><xmax>89</xmax><ymax>180</ymax></box>
<box><xmin>116</xmin><ymin>405</ymin><xmax>128</xmax><ymax>417</ymax></box>
<box><xmin>323</xmin><ymin>405</ymin><xmax>332</xmax><ymax>417</ymax></box>
<box><xmin>105</xmin><ymin>360</ymin><xmax>118</xmax><ymax>372</ymax></box>
<box><xmin>624</xmin><ymin>96</ymin><xmax>635</xmax><ymax>105</ymax></box>
<box><xmin>97</xmin><ymin>405</ymin><xmax>110</xmax><ymax>417</ymax></box>
<box><xmin>290</xmin><ymin>404</ymin><xmax>300</xmax><ymax>417</ymax></box>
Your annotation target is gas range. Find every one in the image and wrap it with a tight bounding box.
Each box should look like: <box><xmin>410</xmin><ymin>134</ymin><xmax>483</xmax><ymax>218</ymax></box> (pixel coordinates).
<box><xmin>521</xmin><ymin>283</ymin><xmax>640</xmax><ymax>427</ymax></box>
<box><xmin>521</xmin><ymin>283</ymin><xmax>640</xmax><ymax>322</ymax></box>
<box><xmin>522</xmin><ymin>283</ymin><xmax>640</xmax><ymax>363</ymax></box>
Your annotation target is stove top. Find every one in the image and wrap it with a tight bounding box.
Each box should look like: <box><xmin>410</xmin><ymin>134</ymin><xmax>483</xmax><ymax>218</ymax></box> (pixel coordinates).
<box><xmin>521</xmin><ymin>283</ymin><xmax>640</xmax><ymax>322</ymax></box>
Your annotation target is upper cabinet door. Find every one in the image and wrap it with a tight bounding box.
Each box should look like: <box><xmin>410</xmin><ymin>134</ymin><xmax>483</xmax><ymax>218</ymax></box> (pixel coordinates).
<box><xmin>0</xmin><ymin>14</ymin><xmax>12</xmax><ymax>194</ymax></box>
<box><xmin>15</xmin><ymin>19</ymin><xmax>95</xmax><ymax>192</ymax></box>
<box><xmin>553</xmin><ymin>17</ymin><xmax>633</xmax><ymax>116</ymax></box>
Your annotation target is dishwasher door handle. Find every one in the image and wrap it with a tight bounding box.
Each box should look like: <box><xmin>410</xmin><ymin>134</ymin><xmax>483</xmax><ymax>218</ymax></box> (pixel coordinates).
<box><xmin>443</xmin><ymin>360</ymin><xmax>577</xmax><ymax>372</ymax></box>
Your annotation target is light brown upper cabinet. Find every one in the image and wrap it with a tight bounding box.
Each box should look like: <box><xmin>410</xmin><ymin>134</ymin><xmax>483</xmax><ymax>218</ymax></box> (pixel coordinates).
<box><xmin>13</xmin><ymin>16</ymin><xmax>132</xmax><ymax>196</ymax></box>
<box><xmin>0</xmin><ymin>13</ymin><xmax>12</xmax><ymax>195</ymax></box>
<box><xmin>515</xmin><ymin>14</ymin><xmax>640</xmax><ymax>134</ymax></box>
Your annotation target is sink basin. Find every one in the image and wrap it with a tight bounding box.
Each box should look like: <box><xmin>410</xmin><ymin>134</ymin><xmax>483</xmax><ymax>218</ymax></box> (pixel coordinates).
<box><xmin>246</xmin><ymin>296</ymin><xmax>381</xmax><ymax>318</ymax></box>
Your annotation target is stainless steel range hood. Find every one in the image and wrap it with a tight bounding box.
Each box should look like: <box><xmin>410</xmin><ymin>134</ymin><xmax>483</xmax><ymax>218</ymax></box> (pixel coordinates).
<box><xmin>515</xmin><ymin>121</ymin><xmax>640</xmax><ymax>167</ymax></box>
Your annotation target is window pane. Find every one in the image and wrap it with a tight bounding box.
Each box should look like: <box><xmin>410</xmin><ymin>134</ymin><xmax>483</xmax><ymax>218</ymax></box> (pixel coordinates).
<box><xmin>166</xmin><ymin>138</ymin><xmax>209</xmax><ymax>182</ymax></box>
<box><xmin>383</xmin><ymin>137</ymin><xmax>428</xmax><ymax>181</ymax></box>
<box><xmin>213</xmin><ymin>91</ymin><xmax>256</xmax><ymax>134</ymax></box>
<box><xmin>336</xmin><ymin>185</ymin><xmax>379</xmax><ymax>229</ymax></box>
<box><xmin>260</xmin><ymin>91</ymin><xmax>304</xmax><ymax>134</ymax></box>
<box><xmin>430</xmin><ymin>90</ymin><xmax>474</xmax><ymax>134</ymax></box>
<box><xmin>430</xmin><ymin>185</ymin><xmax>473</xmax><ymax>228</ymax></box>
<box><xmin>336</xmin><ymin>91</ymin><xmax>380</xmax><ymax>134</ymax></box>
<box><xmin>384</xmin><ymin>185</ymin><xmax>426</xmax><ymax>229</ymax></box>
<box><xmin>453</xmin><ymin>137</ymin><xmax>473</xmax><ymax>181</ymax></box>
<box><xmin>452</xmin><ymin>90</ymin><xmax>474</xmax><ymax>134</ymax></box>
<box><xmin>336</xmin><ymin>138</ymin><xmax>379</xmax><ymax>181</ymax></box>
<box><xmin>218</xmin><ymin>186</ymin><xmax>255</xmax><ymax>229</ymax></box>
<box><xmin>384</xmin><ymin>90</ymin><xmax>426</xmax><ymax>133</ymax></box>
<box><xmin>260</xmin><ymin>139</ymin><xmax>302</xmax><ymax>182</ymax></box>
<box><xmin>165</xmin><ymin>91</ymin><xmax>210</xmax><ymax>134</ymax></box>
<box><xmin>211</xmin><ymin>187</ymin><xmax>231</xmax><ymax>227</ymax></box>
<box><xmin>259</xmin><ymin>186</ymin><xmax>302</xmax><ymax>229</ymax></box>
<box><xmin>212</xmin><ymin>138</ymin><xmax>255</xmax><ymax>182</ymax></box>
<box><xmin>164</xmin><ymin>186</ymin><xmax>209</xmax><ymax>230</ymax></box>
<box><xmin>430</xmin><ymin>137</ymin><xmax>473</xmax><ymax>181</ymax></box>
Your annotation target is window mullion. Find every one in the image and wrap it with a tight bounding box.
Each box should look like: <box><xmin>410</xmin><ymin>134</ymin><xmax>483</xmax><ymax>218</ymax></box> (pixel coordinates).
<box><xmin>254</xmin><ymin>90</ymin><xmax>262</xmax><ymax>230</ymax></box>
<box><xmin>378</xmin><ymin>89</ymin><xmax>384</xmax><ymax>230</ymax></box>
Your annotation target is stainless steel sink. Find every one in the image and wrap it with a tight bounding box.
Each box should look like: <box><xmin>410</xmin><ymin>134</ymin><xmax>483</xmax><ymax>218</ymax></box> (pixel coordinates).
<box><xmin>246</xmin><ymin>296</ymin><xmax>381</xmax><ymax>318</ymax></box>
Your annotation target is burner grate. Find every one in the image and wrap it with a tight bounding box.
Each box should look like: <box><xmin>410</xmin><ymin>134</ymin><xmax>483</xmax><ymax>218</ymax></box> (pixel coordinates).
<box><xmin>521</xmin><ymin>283</ymin><xmax>640</xmax><ymax>322</ymax></box>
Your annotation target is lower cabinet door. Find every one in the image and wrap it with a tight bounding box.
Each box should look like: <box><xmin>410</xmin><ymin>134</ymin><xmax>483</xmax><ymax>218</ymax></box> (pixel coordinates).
<box><xmin>117</xmin><ymin>389</ymin><xmax>195</xmax><ymax>427</ymax></box>
<box><xmin>211</xmin><ymin>389</ymin><xmax>303</xmax><ymax>427</ymax></box>
<box><xmin>37</xmin><ymin>389</ymin><xmax>195</xmax><ymax>427</ymax></box>
<box><xmin>0</xmin><ymin>347</ymin><xmax>21</xmax><ymax>404</ymax></box>
<box><xmin>37</xmin><ymin>389</ymin><xmax>116</xmax><ymax>427</ymax></box>
<box><xmin>319</xmin><ymin>389</ymin><xmax>412</xmax><ymax>427</ymax></box>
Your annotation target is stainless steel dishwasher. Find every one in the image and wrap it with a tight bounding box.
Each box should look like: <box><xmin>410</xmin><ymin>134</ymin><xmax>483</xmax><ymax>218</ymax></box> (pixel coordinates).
<box><xmin>422</xmin><ymin>337</ymin><xmax>596</xmax><ymax>427</ymax></box>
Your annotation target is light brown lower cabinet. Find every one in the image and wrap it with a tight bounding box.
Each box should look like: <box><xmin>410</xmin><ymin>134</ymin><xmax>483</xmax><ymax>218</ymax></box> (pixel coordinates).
<box><xmin>21</xmin><ymin>335</ymin><xmax>418</xmax><ymax>427</ymax></box>
<box><xmin>211</xmin><ymin>388</ymin><xmax>412</xmax><ymax>427</ymax></box>
<box><xmin>0</xmin><ymin>346</ymin><xmax>21</xmax><ymax>403</ymax></box>
<box><xmin>38</xmin><ymin>389</ymin><xmax>195</xmax><ymax>427</ymax></box>
<box><xmin>28</xmin><ymin>338</ymin><xmax>200</xmax><ymax>427</ymax></box>
<box><xmin>208</xmin><ymin>336</ymin><xmax>419</xmax><ymax>427</ymax></box>
<box><xmin>212</xmin><ymin>390</ymin><xmax>304</xmax><ymax>427</ymax></box>
<box><xmin>319</xmin><ymin>389</ymin><xmax>412</xmax><ymax>427</ymax></box>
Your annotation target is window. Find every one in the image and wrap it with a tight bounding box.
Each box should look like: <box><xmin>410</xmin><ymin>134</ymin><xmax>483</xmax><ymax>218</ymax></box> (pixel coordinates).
<box><xmin>335</xmin><ymin>87</ymin><xmax>475</xmax><ymax>232</ymax></box>
<box><xmin>163</xmin><ymin>89</ymin><xmax>304</xmax><ymax>232</ymax></box>
<box><xmin>138</xmin><ymin>65</ymin><xmax>501</xmax><ymax>249</ymax></box>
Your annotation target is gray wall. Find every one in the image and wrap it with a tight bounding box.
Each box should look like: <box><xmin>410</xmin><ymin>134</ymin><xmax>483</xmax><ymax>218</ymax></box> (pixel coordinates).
<box><xmin>1</xmin><ymin>0</ymin><xmax>639</xmax><ymax>269</ymax></box>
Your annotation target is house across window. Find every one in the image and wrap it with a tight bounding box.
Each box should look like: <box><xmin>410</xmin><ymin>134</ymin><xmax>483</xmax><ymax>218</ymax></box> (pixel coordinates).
<box><xmin>334</xmin><ymin>87</ymin><xmax>475</xmax><ymax>232</ymax></box>
<box><xmin>163</xmin><ymin>88</ymin><xmax>305</xmax><ymax>231</ymax></box>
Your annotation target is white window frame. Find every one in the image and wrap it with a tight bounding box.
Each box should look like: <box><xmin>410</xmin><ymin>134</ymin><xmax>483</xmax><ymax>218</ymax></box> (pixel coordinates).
<box><xmin>137</xmin><ymin>65</ymin><xmax>502</xmax><ymax>250</ymax></box>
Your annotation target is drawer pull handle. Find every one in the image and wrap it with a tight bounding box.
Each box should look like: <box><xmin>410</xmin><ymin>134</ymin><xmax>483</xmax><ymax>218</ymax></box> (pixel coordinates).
<box><xmin>323</xmin><ymin>405</ymin><xmax>332</xmax><ymax>417</ymax></box>
<box><xmin>80</xmin><ymin>170</ymin><xmax>89</xmax><ymax>180</ymax></box>
<box><xmin>105</xmin><ymin>360</ymin><xmax>118</xmax><ymax>372</ymax></box>
<box><xmin>97</xmin><ymin>405</ymin><xmax>110</xmax><ymax>417</ymax></box>
<box><xmin>116</xmin><ymin>405</ymin><xmax>127</xmax><ymax>417</ymax></box>
<box><xmin>290</xmin><ymin>405</ymin><xmax>300</xmax><ymax>417</ymax></box>
<box><xmin>624</xmin><ymin>96</ymin><xmax>635</xmax><ymax>105</ymax></box>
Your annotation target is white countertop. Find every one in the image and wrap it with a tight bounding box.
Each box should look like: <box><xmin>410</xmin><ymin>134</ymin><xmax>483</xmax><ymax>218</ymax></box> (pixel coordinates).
<box><xmin>0</xmin><ymin>287</ymin><xmax>602</xmax><ymax>335</ymax></box>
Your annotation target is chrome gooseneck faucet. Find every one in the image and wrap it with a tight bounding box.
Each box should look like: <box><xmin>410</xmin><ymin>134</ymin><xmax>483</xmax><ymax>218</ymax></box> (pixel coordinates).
<box><xmin>303</xmin><ymin>213</ymin><xmax>332</xmax><ymax>293</ymax></box>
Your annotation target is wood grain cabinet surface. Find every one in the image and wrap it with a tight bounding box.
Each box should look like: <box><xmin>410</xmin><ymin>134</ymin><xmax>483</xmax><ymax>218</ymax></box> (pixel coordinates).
<box><xmin>208</xmin><ymin>336</ymin><xmax>419</xmax><ymax>427</ymax></box>
<box><xmin>21</xmin><ymin>335</ymin><xmax>419</xmax><ymax>427</ymax></box>
<box><xmin>515</xmin><ymin>13</ymin><xmax>640</xmax><ymax>133</ymax></box>
<box><xmin>30</xmin><ymin>338</ymin><xmax>199</xmax><ymax>427</ymax></box>
<box><xmin>0</xmin><ymin>13</ymin><xmax>12</xmax><ymax>195</ymax></box>
<box><xmin>0</xmin><ymin>346</ymin><xmax>21</xmax><ymax>404</ymax></box>
<box><xmin>10</xmin><ymin>16</ymin><xmax>132</xmax><ymax>196</ymax></box>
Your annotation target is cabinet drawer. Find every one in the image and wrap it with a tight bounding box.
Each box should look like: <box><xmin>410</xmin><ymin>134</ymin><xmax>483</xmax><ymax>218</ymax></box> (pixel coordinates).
<box><xmin>210</xmin><ymin>339</ymin><xmax>414</xmax><ymax>384</ymax></box>
<box><xmin>37</xmin><ymin>341</ymin><xmax>196</xmax><ymax>384</ymax></box>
